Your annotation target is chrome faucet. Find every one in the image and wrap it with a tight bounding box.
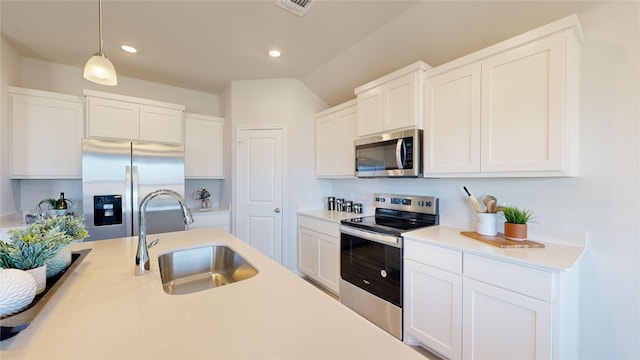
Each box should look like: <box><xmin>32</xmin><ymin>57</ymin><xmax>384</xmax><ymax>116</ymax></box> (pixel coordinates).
<box><xmin>135</xmin><ymin>189</ymin><xmax>194</xmax><ymax>276</ymax></box>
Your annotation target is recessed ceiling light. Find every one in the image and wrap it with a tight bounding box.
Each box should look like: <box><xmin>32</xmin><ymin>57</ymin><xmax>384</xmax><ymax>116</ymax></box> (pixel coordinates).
<box><xmin>268</xmin><ymin>49</ymin><xmax>281</xmax><ymax>58</ymax></box>
<box><xmin>121</xmin><ymin>45</ymin><xmax>138</xmax><ymax>53</ymax></box>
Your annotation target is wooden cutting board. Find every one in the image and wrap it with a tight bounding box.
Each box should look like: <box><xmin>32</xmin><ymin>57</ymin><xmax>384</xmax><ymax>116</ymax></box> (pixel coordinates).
<box><xmin>460</xmin><ymin>231</ymin><xmax>545</xmax><ymax>248</ymax></box>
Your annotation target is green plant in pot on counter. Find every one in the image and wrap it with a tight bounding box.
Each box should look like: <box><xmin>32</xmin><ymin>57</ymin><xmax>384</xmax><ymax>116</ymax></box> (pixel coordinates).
<box><xmin>0</xmin><ymin>223</ymin><xmax>72</xmax><ymax>294</ymax></box>
<box><xmin>0</xmin><ymin>225</ymin><xmax>70</xmax><ymax>270</ymax></box>
<box><xmin>500</xmin><ymin>206</ymin><xmax>534</xmax><ymax>241</ymax></box>
<box><xmin>35</xmin><ymin>215</ymin><xmax>89</xmax><ymax>277</ymax></box>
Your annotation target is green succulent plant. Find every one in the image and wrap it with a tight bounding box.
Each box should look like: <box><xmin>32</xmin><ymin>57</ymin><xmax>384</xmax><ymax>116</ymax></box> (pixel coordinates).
<box><xmin>35</xmin><ymin>215</ymin><xmax>89</xmax><ymax>242</ymax></box>
<box><xmin>0</xmin><ymin>223</ymin><xmax>71</xmax><ymax>270</ymax></box>
<box><xmin>501</xmin><ymin>206</ymin><xmax>534</xmax><ymax>224</ymax></box>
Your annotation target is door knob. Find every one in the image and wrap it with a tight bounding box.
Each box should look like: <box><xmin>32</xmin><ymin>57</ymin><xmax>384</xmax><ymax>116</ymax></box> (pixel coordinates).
<box><xmin>274</xmin><ymin>208</ymin><xmax>281</xmax><ymax>213</ymax></box>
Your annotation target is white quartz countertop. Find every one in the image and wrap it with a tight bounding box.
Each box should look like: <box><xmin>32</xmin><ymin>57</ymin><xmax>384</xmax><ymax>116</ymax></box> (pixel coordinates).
<box><xmin>1</xmin><ymin>228</ymin><xmax>423</xmax><ymax>359</ymax></box>
<box><xmin>403</xmin><ymin>225</ymin><xmax>586</xmax><ymax>272</ymax></box>
<box><xmin>298</xmin><ymin>209</ymin><xmax>373</xmax><ymax>223</ymax></box>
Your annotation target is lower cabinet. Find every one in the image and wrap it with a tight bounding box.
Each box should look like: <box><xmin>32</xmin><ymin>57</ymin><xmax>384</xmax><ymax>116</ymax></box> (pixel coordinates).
<box><xmin>297</xmin><ymin>215</ymin><xmax>340</xmax><ymax>294</ymax></box>
<box><xmin>404</xmin><ymin>259</ymin><xmax>462</xmax><ymax>359</ymax></box>
<box><xmin>404</xmin><ymin>239</ymin><xmax>576</xmax><ymax>360</ymax></box>
<box><xmin>463</xmin><ymin>278</ymin><xmax>552</xmax><ymax>359</ymax></box>
<box><xmin>187</xmin><ymin>211</ymin><xmax>230</xmax><ymax>232</ymax></box>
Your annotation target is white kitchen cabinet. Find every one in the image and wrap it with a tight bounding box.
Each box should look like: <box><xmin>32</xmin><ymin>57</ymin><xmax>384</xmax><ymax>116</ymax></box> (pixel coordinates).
<box><xmin>85</xmin><ymin>90</ymin><xmax>184</xmax><ymax>144</ymax></box>
<box><xmin>423</xmin><ymin>63</ymin><xmax>482</xmax><ymax>174</ymax></box>
<box><xmin>463</xmin><ymin>278</ymin><xmax>552</xmax><ymax>360</ymax></box>
<box><xmin>404</xmin><ymin>236</ymin><xmax>578</xmax><ymax>360</ymax></box>
<box><xmin>297</xmin><ymin>215</ymin><xmax>340</xmax><ymax>294</ymax></box>
<box><xmin>9</xmin><ymin>87</ymin><xmax>84</xmax><ymax>179</ymax></box>
<box><xmin>184</xmin><ymin>113</ymin><xmax>225</xmax><ymax>179</ymax></box>
<box><xmin>404</xmin><ymin>239</ymin><xmax>463</xmax><ymax>360</ymax></box>
<box><xmin>187</xmin><ymin>210</ymin><xmax>230</xmax><ymax>232</ymax></box>
<box><xmin>423</xmin><ymin>15</ymin><xmax>582</xmax><ymax>177</ymax></box>
<box><xmin>355</xmin><ymin>62</ymin><xmax>430</xmax><ymax>137</ymax></box>
<box><xmin>315</xmin><ymin>100</ymin><xmax>357</xmax><ymax>177</ymax></box>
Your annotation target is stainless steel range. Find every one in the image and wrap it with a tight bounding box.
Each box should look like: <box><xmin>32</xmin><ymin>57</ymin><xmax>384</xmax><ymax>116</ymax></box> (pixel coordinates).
<box><xmin>339</xmin><ymin>193</ymin><xmax>439</xmax><ymax>340</ymax></box>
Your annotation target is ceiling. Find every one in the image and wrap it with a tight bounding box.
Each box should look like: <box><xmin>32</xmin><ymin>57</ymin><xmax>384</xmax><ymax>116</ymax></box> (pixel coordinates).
<box><xmin>1</xmin><ymin>0</ymin><xmax>603</xmax><ymax>106</ymax></box>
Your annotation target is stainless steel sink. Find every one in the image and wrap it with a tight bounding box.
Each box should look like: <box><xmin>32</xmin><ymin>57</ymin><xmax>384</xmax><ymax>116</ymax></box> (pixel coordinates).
<box><xmin>158</xmin><ymin>245</ymin><xmax>258</xmax><ymax>295</ymax></box>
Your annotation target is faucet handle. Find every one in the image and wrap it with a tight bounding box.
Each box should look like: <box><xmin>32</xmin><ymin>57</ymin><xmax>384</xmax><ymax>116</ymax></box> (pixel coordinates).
<box><xmin>148</xmin><ymin>238</ymin><xmax>160</xmax><ymax>248</ymax></box>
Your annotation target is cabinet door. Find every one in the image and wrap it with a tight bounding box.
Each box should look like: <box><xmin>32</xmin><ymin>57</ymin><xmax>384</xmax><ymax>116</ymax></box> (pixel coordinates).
<box><xmin>11</xmin><ymin>94</ymin><xmax>84</xmax><ymax>178</ymax></box>
<box><xmin>463</xmin><ymin>278</ymin><xmax>552</xmax><ymax>359</ymax></box>
<box><xmin>316</xmin><ymin>105</ymin><xmax>357</xmax><ymax>177</ymax></box>
<box><xmin>384</xmin><ymin>72</ymin><xmax>420</xmax><ymax>131</ymax></box>
<box><xmin>140</xmin><ymin>105</ymin><xmax>183</xmax><ymax>144</ymax></box>
<box><xmin>87</xmin><ymin>98</ymin><xmax>139</xmax><ymax>140</ymax></box>
<box><xmin>405</xmin><ymin>259</ymin><xmax>462</xmax><ymax>360</ymax></box>
<box><xmin>481</xmin><ymin>33</ymin><xmax>565</xmax><ymax>173</ymax></box>
<box><xmin>188</xmin><ymin>212</ymin><xmax>230</xmax><ymax>232</ymax></box>
<box><xmin>316</xmin><ymin>233</ymin><xmax>339</xmax><ymax>293</ymax></box>
<box><xmin>315</xmin><ymin>113</ymin><xmax>337</xmax><ymax>176</ymax></box>
<box><xmin>424</xmin><ymin>63</ymin><xmax>481</xmax><ymax>174</ymax></box>
<box><xmin>297</xmin><ymin>227</ymin><xmax>317</xmax><ymax>278</ymax></box>
<box><xmin>334</xmin><ymin>105</ymin><xmax>357</xmax><ymax>176</ymax></box>
<box><xmin>185</xmin><ymin>115</ymin><xmax>224</xmax><ymax>178</ymax></box>
<box><xmin>357</xmin><ymin>86</ymin><xmax>384</xmax><ymax>136</ymax></box>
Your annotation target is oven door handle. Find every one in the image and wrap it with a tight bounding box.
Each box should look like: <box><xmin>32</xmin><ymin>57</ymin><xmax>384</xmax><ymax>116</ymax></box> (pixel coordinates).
<box><xmin>340</xmin><ymin>226</ymin><xmax>401</xmax><ymax>248</ymax></box>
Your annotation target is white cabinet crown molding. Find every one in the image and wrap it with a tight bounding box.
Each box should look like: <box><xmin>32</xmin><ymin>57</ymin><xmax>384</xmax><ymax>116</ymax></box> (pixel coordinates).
<box><xmin>425</xmin><ymin>14</ymin><xmax>583</xmax><ymax>78</ymax></box>
<box><xmin>83</xmin><ymin>89</ymin><xmax>185</xmax><ymax>111</ymax></box>
<box><xmin>9</xmin><ymin>86</ymin><xmax>83</xmax><ymax>102</ymax></box>
<box><xmin>315</xmin><ymin>98</ymin><xmax>357</xmax><ymax>117</ymax></box>
<box><xmin>354</xmin><ymin>61</ymin><xmax>431</xmax><ymax>95</ymax></box>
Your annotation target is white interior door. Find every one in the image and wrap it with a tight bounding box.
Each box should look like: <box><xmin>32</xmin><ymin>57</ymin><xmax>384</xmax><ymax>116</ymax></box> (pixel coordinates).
<box><xmin>236</xmin><ymin>128</ymin><xmax>284</xmax><ymax>262</ymax></box>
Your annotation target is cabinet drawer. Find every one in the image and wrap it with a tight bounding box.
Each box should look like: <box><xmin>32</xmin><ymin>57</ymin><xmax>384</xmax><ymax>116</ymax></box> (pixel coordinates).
<box><xmin>298</xmin><ymin>216</ymin><xmax>316</xmax><ymax>231</ymax></box>
<box><xmin>316</xmin><ymin>219</ymin><xmax>339</xmax><ymax>238</ymax></box>
<box><xmin>405</xmin><ymin>239</ymin><xmax>462</xmax><ymax>275</ymax></box>
<box><xmin>464</xmin><ymin>254</ymin><xmax>553</xmax><ymax>302</ymax></box>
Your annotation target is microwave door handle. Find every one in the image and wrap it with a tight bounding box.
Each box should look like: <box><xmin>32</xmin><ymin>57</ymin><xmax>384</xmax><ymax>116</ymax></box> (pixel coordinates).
<box><xmin>395</xmin><ymin>139</ymin><xmax>406</xmax><ymax>169</ymax></box>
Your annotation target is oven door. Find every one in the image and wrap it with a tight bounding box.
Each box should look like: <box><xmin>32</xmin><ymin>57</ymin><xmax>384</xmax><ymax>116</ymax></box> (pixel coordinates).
<box><xmin>340</xmin><ymin>226</ymin><xmax>402</xmax><ymax>306</ymax></box>
<box><xmin>340</xmin><ymin>226</ymin><xmax>403</xmax><ymax>339</ymax></box>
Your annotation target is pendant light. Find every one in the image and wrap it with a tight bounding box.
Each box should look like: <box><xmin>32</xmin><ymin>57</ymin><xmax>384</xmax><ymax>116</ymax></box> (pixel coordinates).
<box><xmin>84</xmin><ymin>0</ymin><xmax>117</xmax><ymax>86</ymax></box>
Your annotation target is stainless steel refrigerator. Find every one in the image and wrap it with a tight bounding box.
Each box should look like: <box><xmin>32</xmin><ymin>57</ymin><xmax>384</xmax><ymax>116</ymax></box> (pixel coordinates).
<box><xmin>82</xmin><ymin>138</ymin><xmax>186</xmax><ymax>241</ymax></box>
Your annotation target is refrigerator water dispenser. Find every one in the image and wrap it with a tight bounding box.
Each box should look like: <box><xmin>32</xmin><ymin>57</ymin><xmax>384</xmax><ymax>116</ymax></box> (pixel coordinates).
<box><xmin>94</xmin><ymin>195</ymin><xmax>123</xmax><ymax>226</ymax></box>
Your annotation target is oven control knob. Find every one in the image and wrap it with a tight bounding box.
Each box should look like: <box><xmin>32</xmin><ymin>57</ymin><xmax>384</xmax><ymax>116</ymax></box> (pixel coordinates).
<box><xmin>380</xmin><ymin>269</ymin><xmax>387</xmax><ymax>278</ymax></box>
<box><xmin>418</xmin><ymin>200</ymin><xmax>424</xmax><ymax>206</ymax></box>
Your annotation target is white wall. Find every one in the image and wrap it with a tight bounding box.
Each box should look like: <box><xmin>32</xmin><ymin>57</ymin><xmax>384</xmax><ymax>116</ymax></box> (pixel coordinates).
<box><xmin>225</xmin><ymin>78</ymin><xmax>330</xmax><ymax>268</ymax></box>
<box><xmin>329</xmin><ymin>3</ymin><xmax>640</xmax><ymax>358</ymax></box>
<box><xmin>0</xmin><ymin>37</ymin><xmax>21</xmax><ymax>216</ymax></box>
<box><xmin>18</xmin><ymin>58</ymin><xmax>221</xmax><ymax>116</ymax></box>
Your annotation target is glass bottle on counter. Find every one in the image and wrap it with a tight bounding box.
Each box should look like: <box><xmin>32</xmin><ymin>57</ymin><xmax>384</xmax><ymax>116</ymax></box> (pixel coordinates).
<box><xmin>55</xmin><ymin>192</ymin><xmax>68</xmax><ymax>215</ymax></box>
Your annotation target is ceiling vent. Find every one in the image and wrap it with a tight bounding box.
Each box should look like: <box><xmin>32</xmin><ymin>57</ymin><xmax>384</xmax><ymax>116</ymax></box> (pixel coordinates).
<box><xmin>275</xmin><ymin>0</ymin><xmax>316</xmax><ymax>17</ymax></box>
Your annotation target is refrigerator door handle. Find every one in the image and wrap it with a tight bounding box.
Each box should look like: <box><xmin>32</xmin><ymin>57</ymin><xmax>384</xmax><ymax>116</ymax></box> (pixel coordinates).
<box><xmin>125</xmin><ymin>165</ymin><xmax>134</xmax><ymax>236</ymax></box>
<box><xmin>131</xmin><ymin>165</ymin><xmax>140</xmax><ymax>236</ymax></box>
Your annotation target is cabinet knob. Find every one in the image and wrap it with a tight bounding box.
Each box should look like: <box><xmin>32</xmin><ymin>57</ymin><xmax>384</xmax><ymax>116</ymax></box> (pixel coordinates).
<box><xmin>274</xmin><ymin>208</ymin><xmax>281</xmax><ymax>213</ymax></box>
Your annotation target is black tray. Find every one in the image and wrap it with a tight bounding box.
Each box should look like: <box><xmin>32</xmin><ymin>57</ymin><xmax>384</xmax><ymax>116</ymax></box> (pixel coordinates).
<box><xmin>0</xmin><ymin>249</ymin><xmax>92</xmax><ymax>340</ymax></box>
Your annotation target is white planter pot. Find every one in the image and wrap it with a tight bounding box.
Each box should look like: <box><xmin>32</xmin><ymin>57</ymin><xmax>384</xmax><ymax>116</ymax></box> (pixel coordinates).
<box><xmin>0</xmin><ymin>269</ymin><xmax>37</xmax><ymax>316</ymax></box>
<box><xmin>46</xmin><ymin>245</ymin><xmax>72</xmax><ymax>277</ymax></box>
<box><xmin>25</xmin><ymin>264</ymin><xmax>47</xmax><ymax>295</ymax></box>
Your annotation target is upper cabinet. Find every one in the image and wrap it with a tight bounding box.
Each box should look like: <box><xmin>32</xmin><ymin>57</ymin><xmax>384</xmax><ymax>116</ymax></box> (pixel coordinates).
<box><xmin>315</xmin><ymin>99</ymin><xmax>357</xmax><ymax>177</ymax></box>
<box><xmin>355</xmin><ymin>62</ymin><xmax>430</xmax><ymax>137</ymax></box>
<box><xmin>184</xmin><ymin>113</ymin><xmax>225</xmax><ymax>179</ymax></box>
<box><xmin>84</xmin><ymin>90</ymin><xmax>185</xmax><ymax>144</ymax></box>
<box><xmin>10</xmin><ymin>87</ymin><xmax>84</xmax><ymax>179</ymax></box>
<box><xmin>424</xmin><ymin>15</ymin><xmax>582</xmax><ymax>177</ymax></box>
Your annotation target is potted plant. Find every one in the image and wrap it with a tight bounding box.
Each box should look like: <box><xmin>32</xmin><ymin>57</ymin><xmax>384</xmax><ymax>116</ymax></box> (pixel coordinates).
<box><xmin>501</xmin><ymin>206</ymin><xmax>534</xmax><ymax>241</ymax></box>
<box><xmin>36</xmin><ymin>215</ymin><xmax>89</xmax><ymax>277</ymax></box>
<box><xmin>0</xmin><ymin>224</ymin><xmax>70</xmax><ymax>293</ymax></box>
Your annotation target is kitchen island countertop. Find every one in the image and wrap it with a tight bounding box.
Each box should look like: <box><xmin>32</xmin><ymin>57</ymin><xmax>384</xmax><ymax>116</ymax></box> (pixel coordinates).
<box><xmin>0</xmin><ymin>227</ymin><xmax>424</xmax><ymax>359</ymax></box>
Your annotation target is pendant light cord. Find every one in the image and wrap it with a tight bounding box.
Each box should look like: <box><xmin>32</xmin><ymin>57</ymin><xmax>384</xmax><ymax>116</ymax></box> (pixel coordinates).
<box><xmin>98</xmin><ymin>0</ymin><xmax>104</xmax><ymax>54</ymax></box>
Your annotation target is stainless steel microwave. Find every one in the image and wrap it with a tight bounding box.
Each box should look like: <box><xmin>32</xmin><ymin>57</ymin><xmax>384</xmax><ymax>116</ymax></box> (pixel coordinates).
<box><xmin>355</xmin><ymin>129</ymin><xmax>422</xmax><ymax>178</ymax></box>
